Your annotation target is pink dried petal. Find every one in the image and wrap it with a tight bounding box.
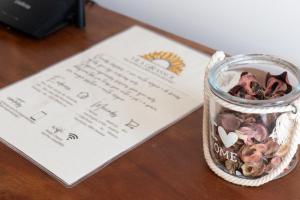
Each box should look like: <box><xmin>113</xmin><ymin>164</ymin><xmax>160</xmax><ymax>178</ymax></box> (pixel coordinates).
<box><xmin>265</xmin><ymin>72</ymin><xmax>292</xmax><ymax>98</ymax></box>
<box><xmin>228</xmin><ymin>85</ymin><xmax>244</xmax><ymax>97</ymax></box>
<box><xmin>265</xmin><ymin>77</ymin><xmax>286</xmax><ymax>96</ymax></box>
<box><xmin>218</xmin><ymin>113</ymin><xmax>241</xmax><ymax>132</ymax></box>
<box><xmin>241</xmin><ymin>144</ymin><xmax>265</xmax><ymax>163</ymax></box>
<box><xmin>228</xmin><ymin>85</ymin><xmax>256</xmax><ymax>99</ymax></box>
<box><xmin>264</xmin><ymin>139</ymin><xmax>280</xmax><ymax>158</ymax></box>
<box><xmin>238</xmin><ymin>72</ymin><xmax>260</xmax><ymax>96</ymax></box>
<box><xmin>238</xmin><ymin>126</ymin><xmax>256</xmax><ymax>145</ymax></box>
<box><xmin>253</xmin><ymin>124</ymin><xmax>268</xmax><ymax>142</ymax></box>
<box><xmin>271</xmin><ymin>156</ymin><xmax>282</xmax><ymax>166</ymax></box>
<box><xmin>239</xmin><ymin>126</ymin><xmax>256</xmax><ymax>137</ymax></box>
<box><xmin>238</xmin><ymin>123</ymin><xmax>268</xmax><ymax>144</ymax></box>
<box><xmin>250</xmin><ymin>82</ymin><xmax>265</xmax><ymax>100</ymax></box>
<box><xmin>228</xmin><ymin>72</ymin><xmax>265</xmax><ymax>99</ymax></box>
<box><xmin>265</xmin><ymin>156</ymin><xmax>282</xmax><ymax>173</ymax></box>
<box><xmin>244</xmin><ymin>116</ymin><xmax>257</xmax><ymax>124</ymax></box>
<box><xmin>264</xmin><ymin>163</ymin><xmax>273</xmax><ymax>173</ymax></box>
<box><xmin>225</xmin><ymin>160</ymin><xmax>239</xmax><ymax>175</ymax></box>
<box><xmin>241</xmin><ymin>161</ymin><xmax>266</xmax><ymax>177</ymax></box>
<box><xmin>253</xmin><ymin>143</ymin><xmax>268</xmax><ymax>153</ymax></box>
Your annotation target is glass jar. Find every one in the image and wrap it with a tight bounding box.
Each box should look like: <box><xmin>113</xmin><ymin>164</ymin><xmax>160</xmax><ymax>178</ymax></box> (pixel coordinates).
<box><xmin>207</xmin><ymin>54</ymin><xmax>300</xmax><ymax>179</ymax></box>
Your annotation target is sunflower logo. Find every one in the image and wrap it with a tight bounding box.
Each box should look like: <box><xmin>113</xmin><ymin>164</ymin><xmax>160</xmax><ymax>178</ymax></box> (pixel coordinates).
<box><xmin>141</xmin><ymin>51</ymin><xmax>185</xmax><ymax>75</ymax></box>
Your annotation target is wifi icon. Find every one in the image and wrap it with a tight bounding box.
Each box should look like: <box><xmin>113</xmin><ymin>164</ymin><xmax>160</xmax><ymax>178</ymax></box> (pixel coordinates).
<box><xmin>66</xmin><ymin>133</ymin><xmax>79</xmax><ymax>140</ymax></box>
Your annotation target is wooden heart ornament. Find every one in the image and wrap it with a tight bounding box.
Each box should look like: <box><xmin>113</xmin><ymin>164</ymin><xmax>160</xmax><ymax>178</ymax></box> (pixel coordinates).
<box><xmin>217</xmin><ymin>126</ymin><xmax>238</xmax><ymax>148</ymax></box>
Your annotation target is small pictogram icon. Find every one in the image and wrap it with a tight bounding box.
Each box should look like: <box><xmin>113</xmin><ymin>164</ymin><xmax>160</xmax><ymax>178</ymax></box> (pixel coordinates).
<box><xmin>125</xmin><ymin>119</ymin><xmax>140</xmax><ymax>129</ymax></box>
<box><xmin>30</xmin><ymin>111</ymin><xmax>47</xmax><ymax>121</ymax></box>
<box><xmin>51</xmin><ymin>126</ymin><xmax>63</xmax><ymax>134</ymax></box>
<box><xmin>77</xmin><ymin>92</ymin><xmax>89</xmax><ymax>99</ymax></box>
<box><xmin>66</xmin><ymin>133</ymin><xmax>79</xmax><ymax>140</ymax></box>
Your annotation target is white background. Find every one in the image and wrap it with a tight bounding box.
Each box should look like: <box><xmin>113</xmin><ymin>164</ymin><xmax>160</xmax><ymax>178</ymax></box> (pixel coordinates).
<box><xmin>95</xmin><ymin>0</ymin><xmax>300</xmax><ymax>65</ymax></box>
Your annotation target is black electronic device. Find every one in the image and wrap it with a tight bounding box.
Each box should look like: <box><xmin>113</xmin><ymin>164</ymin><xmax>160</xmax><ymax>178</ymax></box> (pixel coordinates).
<box><xmin>0</xmin><ymin>0</ymin><xmax>86</xmax><ymax>38</ymax></box>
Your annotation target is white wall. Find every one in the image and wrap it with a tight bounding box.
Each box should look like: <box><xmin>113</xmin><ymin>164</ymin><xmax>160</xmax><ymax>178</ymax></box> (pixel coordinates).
<box><xmin>95</xmin><ymin>0</ymin><xmax>300</xmax><ymax>65</ymax></box>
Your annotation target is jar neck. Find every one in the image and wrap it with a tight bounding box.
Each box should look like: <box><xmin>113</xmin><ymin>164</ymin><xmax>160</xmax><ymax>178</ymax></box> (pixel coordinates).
<box><xmin>208</xmin><ymin>54</ymin><xmax>300</xmax><ymax>108</ymax></box>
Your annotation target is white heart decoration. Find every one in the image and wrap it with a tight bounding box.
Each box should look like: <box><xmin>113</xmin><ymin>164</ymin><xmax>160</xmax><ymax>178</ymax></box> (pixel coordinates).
<box><xmin>218</xmin><ymin>126</ymin><xmax>238</xmax><ymax>148</ymax></box>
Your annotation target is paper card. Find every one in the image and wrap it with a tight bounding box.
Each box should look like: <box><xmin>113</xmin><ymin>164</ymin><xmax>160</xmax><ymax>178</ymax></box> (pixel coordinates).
<box><xmin>0</xmin><ymin>26</ymin><xmax>210</xmax><ymax>186</ymax></box>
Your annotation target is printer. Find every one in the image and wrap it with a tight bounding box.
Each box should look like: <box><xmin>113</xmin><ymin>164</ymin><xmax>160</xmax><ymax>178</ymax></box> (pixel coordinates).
<box><xmin>0</xmin><ymin>0</ymin><xmax>85</xmax><ymax>38</ymax></box>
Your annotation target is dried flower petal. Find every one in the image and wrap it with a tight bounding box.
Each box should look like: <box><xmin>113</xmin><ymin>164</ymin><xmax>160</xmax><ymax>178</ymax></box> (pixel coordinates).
<box><xmin>218</xmin><ymin>113</ymin><xmax>241</xmax><ymax>132</ymax></box>
<box><xmin>241</xmin><ymin>162</ymin><xmax>266</xmax><ymax>177</ymax></box>
<box><xmin>271</xmin><ymin>156</ymin><xmax>282</xmax><ymax>166</ymax></box>
<box><xmin>228</xmin><ymin>85</ymin><xmax>246</xmax><ymax>98</ymax></box>
<box><xmin>238</xmin><ymin>72</ymin><xmax>262</xmax><ymax>96</ymax></box>
<box><xmin>238</xmin><ymin>123</ymin><xmax>268</xmax><ymax>145</ymax></box>
<box><xmin>225</xmin><ymin>160</ymin><xmax>239</xmax><ymax>175</ymax></box>
<box><xmin>265</xmin><ymin>156</ymin><xmax>282</xmax><ymax>173</ymax></box>
<box><xmin>236</xmin><ymin>129</ymin><xmax>254</xmax><ymax>145</ymax></box>
<box><xmin>264</xmin><ymin>139</ymin><xmax>280</xmax><ymax>158</ymax></box>
<box><xmin>264</xmin><ymin>72</ymin><xmax>292</xmax><ymax>98</ymax></box>
<box><xmin>228</xmin><ymin>71</ymin><xmax>292</xmax><ymax>100</ymax></box>
<box><xmin>253</xmin><ymin>124</ymin><xmax>268</xmax><ymax>142</ymax></box>
<box><xmin>229</xmin><ymin>72</ymin><xmax>265</xmax><ymax>100</ymax></box>
<box><xmin>243</xmin><ymin>115</ymin><xmax>258</xmax><ymax>124</ymax></box>
<box><xmin>241</xmin><ymin>144</ymin><xmax>267</xmax><ymax>163</ymax></box>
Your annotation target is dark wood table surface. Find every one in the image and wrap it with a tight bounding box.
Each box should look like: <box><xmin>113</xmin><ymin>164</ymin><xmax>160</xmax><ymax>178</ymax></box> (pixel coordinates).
<box><xmin>0</xmin><ymin>4</ymin><xmax>299</xmax><ymax>200</ymax></box>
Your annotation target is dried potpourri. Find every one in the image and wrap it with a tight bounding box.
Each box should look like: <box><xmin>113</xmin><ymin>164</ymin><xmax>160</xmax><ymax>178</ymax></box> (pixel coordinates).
<box><xmin>228</xmin><ymin>71</ymin><xmax>292</xmax><ymax>100</ymax></box>
<box><xmin>214</xmin><ymin>71</ymin><xmax>294</xmax><ymax>177</ymax></box>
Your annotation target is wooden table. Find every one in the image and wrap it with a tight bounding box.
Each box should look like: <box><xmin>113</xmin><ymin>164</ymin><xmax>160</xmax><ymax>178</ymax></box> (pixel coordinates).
<box><xmin>0</xmin><ymin>4</ymin><xmax>299</xmax><ymax>200</ymax></box>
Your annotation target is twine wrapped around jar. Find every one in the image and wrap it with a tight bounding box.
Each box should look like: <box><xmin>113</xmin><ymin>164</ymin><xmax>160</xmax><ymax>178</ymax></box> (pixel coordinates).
<box><xmin>203</xmin><ymin>51</ymin><xmax>300</xmax><ymax>186</ymax></box>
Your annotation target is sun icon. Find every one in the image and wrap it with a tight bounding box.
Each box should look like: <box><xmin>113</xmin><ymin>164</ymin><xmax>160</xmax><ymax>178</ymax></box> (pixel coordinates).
<box><xmin>141</xmin><ymin>51</ymin><xmax>185</xmax><ymax>75</ymax></box>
